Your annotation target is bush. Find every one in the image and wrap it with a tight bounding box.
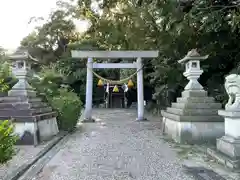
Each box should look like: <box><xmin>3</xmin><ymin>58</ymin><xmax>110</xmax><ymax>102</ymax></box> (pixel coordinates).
<box><xmin>30</xmin><ymin>73</ymin><xmax>63</xmax><ymax>101</ymax></box>
<box><xmin>50</xmin><ymin>88</ymin><xmax>82</xmax><ymax>131</ymax></box>
<box><xmin>30</xmin><ymin>66</ymin><xmax>83</xmax><ymax>131</ymax></box>
<box><xmin>0</xmin><ymin>62</ymin><xmax>18</xmax><ymax>92</ymax></box>
<box><xmin>0</xmin><ymin>120</ymin><xmax>18</xmax><ymax>164</ymax></box>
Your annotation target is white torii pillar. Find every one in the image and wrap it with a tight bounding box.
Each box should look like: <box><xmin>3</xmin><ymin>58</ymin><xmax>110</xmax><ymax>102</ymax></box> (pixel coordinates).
<box><xmin>84</xmin><ymin>57</ymin><xmax>94</xmax><ymax>122</ymax></box>
<box><xmin>136</xmin><ymin>57</ymin><xmax>145</xmax><ymax>121</ymax></box>
<box><xmin>71</xmin><ymin>51</ymin><xmax>159</xmax><ymax>122</ymax></box>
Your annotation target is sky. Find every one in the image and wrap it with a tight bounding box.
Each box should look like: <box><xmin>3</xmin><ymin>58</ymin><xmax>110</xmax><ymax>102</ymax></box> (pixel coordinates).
<box><xmin>0</xmin><ymin>0</ymin><xmax>89</xmax><ymax>51</ymax></box>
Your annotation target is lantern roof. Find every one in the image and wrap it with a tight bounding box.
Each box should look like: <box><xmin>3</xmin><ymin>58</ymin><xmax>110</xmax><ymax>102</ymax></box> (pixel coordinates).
<box><xmin>8</xmin><ymin>48</ymin><xmax>39</xmax><ymax>63</ymax></box>
<box><xmin>178</xmin><ymin>49</ymin><xmax>208</xmax><ymax>64</ymax></box>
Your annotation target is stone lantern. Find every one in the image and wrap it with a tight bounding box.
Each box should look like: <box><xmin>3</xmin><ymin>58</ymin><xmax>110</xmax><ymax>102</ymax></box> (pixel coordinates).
<box><xmin>178</xmin><ymin>49</ymin><xmax>208</xmax><ymax>91</ymax></box>
<box><xmin>0</xmin><ymin>49</ymin><xmax>59</xmax><ymax>145</ymax></box>
<box><xmin>8</xmin><ymin>50</ymin><xmax>38</xmax><ymax>96</ymax></box>
<box><xmin>161</xmin><ymin>49</ymin><xmax>224</xmax><ymax>144</ymax></box>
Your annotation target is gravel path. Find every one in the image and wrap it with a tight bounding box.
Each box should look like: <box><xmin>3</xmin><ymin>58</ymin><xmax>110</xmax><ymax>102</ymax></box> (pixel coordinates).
<box><xmin>32</xmin><ymin>109</ymin><xmax>195</xmax><ymax>180</ymax></box>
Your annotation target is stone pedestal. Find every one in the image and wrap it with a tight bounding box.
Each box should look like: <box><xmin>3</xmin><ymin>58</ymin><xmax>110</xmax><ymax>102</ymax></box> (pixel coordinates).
<box><xmin>207</xmin><ymin>112</ymin><xmax>240</xmax><ymax>169</ymax></box>
<box><xmin>217</xmin><ymin>135</ymin><xmax>240</xmax><ymax>160</ymax></box>
<box><xmin>161</xmin><ymin>49</ymin><xmax>224</xmax><ymax>144</ymax></box>
<box><xmin>207</xmin><ymin>74</ymin><xmax>240</xmax><ymax>168</ymax></box>
<box><xmin>1</xmin><ymin>50</ymin><xmax>59</xmax><ymax>145</ymax></box>
<box><xmin>161</xmin><ymin>90</ymin><xmax>224</xmax><ymax>143</ymax></box>
<box><xmin>0</xmin><ymin>95</ymin><xmax>59</xmax><ymax>145</ymax></box>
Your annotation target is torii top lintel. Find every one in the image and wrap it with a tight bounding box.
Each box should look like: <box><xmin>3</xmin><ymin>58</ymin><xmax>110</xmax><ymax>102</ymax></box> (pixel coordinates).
<box><xmin>71</xmin><ymin>50</ymin><xmax>159</xmax><ymax>59</ymax></box>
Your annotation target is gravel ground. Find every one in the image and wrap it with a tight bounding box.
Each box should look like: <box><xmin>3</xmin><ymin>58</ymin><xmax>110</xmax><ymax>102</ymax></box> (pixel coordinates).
<box><xmin>32</xmin><ymin>109</ymin><xmax>196</xmax><ymax>180</ymax></box>
<box><xmin>0</xmin><ymin>139</ymin><xmax>56</xmax><ymax>180</ymax></box>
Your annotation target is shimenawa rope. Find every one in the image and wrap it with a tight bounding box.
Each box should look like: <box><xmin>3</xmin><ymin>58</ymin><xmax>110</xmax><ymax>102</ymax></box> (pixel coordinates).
<box><xmin>87</xmin><ymin>65</ymin><xmax>144</xmax><ymax>84</ymax></box>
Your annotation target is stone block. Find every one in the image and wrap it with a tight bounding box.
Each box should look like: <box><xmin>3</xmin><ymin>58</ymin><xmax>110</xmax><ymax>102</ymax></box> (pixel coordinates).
<box><xmin>0</xmin><ymin>101</ymin><xmax>48</xmax><ymax>109</ymax></box>
<box><xmin>225</xmin><ymin>117</ymin><xmax>240</xmax><ymax>139</ymax></box>
<box><xmin>181</xmin><ymin>90</ymin><xmax>207</xmax><ymax>98</ymax></box>
<box><xmin>176</xmin><ymin>97</ymin><xmax>215</xmax><ymax>103</ymax></box>
<box><xmin>161</xmin><ymin>89</ymin><xmax>224</xmax><ymax>144</ymax></box>
<box><xmin>161</xmin><ymin>110</ymin><xmax>223</xmax><ymax>122</ymax></box>
<box><xmin>0</xmin><ymin>96</ymin><xmax>42</xmax><ymax>103</ymax></box>
<box><xmin>8</xmin><ymin>90</ymin><xmax>37</xmax><ymax>97</ymax></box>
<box><xmin>0</xmin><ymin>95</ymin><xmax>59</xmax><ymax>145</ymax></box>
<box><xmin>207</xmin><ymin>148</ymin><xmax>240</xmax><ymax>169</ymax></box>
<box><xmin>15</xmin><ymin>122</ymin><xmax>35</xmax><ymax>145</ymax></box>
<box><xmin>171</xmin><ymin>102</ymin><xmax>221</xmax><ymax>109</ymax></box>
<box><xmin>166</xmin><ymin>107</ymin><xmax>219</xmax><ymax>116</ymax></box>
<box><xmin>162</xmin><ymin>117</ymin><xmax>224</xmax><ymax>144</ymax></box>
<box><xmin>217</xmin><ymin>136</ymin><xmax>240</xmax><ymax>160</ymax></box>
<box><xmin>13</xmin><ymin>117</ymin><xmax>59</xmax><ymax>145</ymax></box>
<box><xmin>218</xmin><ymin>110</ymin><xmax>240</xmax><ymax>118</ymax></box>
<box><xmin>38</xmin><ymin>117</ymin><xmax>59</xmax><ymax>141</ymax></box>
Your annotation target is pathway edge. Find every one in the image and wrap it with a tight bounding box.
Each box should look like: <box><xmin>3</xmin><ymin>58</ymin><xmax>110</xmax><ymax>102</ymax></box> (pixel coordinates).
<box><xmin>3</xmin><ymin>131</ymin><xmax>68</xmax><ymax>180</ymax></box>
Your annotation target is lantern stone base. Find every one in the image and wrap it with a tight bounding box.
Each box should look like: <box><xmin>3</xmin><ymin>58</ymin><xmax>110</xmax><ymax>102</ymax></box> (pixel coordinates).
<box><xmin>161</xmin><ymin>90</ymin><xmax>224</xmax><ymax>144</ymax></box>
<box><xmin>0</xmin><ymin>96</ymin><xmax>59</xmax><ymax>145</ymax></box>
<box><xmin>207</xmin><ymin>110</ymin><xmax>240</xmax><ymax>169</ymax></box>
<box><xmin>14</xmin><ymin>117</ymin><xmax>59</xmax><ymax>145</ymax></box>
<box><xmin>217</xmin><ymin>136</ymin><xmax>240</xmax><ymax>159</ymax></box>
<box><xmin>207</xmin><ymin>147</ymin><xmax>240</xmax><ymax>169</ymax></box>
<box><xmin>207</xmin><ymin>135</ymin><xmax>240</xmax><ymax>169</ymax></box>
<box><xmin>161</xmin><ymin>116</ymin><xmax>224</xmax><ymax>144</ymax></box>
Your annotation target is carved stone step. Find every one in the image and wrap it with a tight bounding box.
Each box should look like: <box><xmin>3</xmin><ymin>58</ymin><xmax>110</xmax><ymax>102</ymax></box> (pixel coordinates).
<box><xmin>177</xmin><ymin>97</ymin><xmax>215</xmax><ymax>103</ymax></box>
<box><xmin>181</xmin><ymin>90</ymin><xmax>208</xmax><ymax>98</ymax></box>
<box><xmin>33</xmin><ymin>107</ymin><xmax>53</xmax><ymax>114</ymax></box>
<box><xmin>8</xmin><ymin>90</ymin><xmax>36</xmax><ymax>97</ymax></box>
<box><xmin>0</xmin><ymin>97</ymin><xmax>42</xmax><ymax>103</ymax></box>
<box><xmin>161</xmin><ymin>110</ymin><xmax>223</xmax><ymax>122</ymax></box>
<box><xmin>29</xmin><ymin>102</ymin><xmax>49</xmax><ymax>108</ymax></box>
<box><xmin>35</xmin><ymin>112</ymin><xmax>57</xmax><ymax>121</ymax></box>
<box><xmin>0</xmin><ymin>102</ymin><xmax>49</xmax><ymax>109</ymax></box>
<box><xmin>166</xmin><ymin>107</ymin><xmax>219</xmax><ymax>116</ymax></box>
<box><xmin>0</xmin><ymin>107</ymin><xmax>52</xmax><ymax>116</ymax></box>
<box><xmin>171</xmin><ymin>102</ymin><xmax>221</xmax><ymax>109</ymax></box>
<box><xmin>0</xmin><ymin>112</ymin><xmax>57</xmax><ymax>122</ymax></box>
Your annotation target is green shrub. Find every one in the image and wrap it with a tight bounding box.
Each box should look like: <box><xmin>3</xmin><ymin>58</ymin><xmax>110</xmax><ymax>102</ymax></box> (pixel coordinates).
<box><xmin>0</xmin><ymin>62</ymin><xmax>18</xmax><ymax>92</ymax></box>
<box><xmin>30</xmin><ymin>66</ymin><xmax>82</xmax><ymax>131</ymax></box>
<box><xmin>29</xmin><ymin>65</ymin><xmax>67</xmax><ymax>101</ymax></box>
<box><xmin>0</xmin><ymin>120</ymin><xmax>18</xmax><ymax>164</ymax></box>
<box><xmin>30</xmin><ymin>71</ymin><xmax>63</xmax><ymax>97</ymax></box>
<box><xmin>50</xmin><ymin>88</ymin><xmax>82</xmax><ymax>131</ymax></box>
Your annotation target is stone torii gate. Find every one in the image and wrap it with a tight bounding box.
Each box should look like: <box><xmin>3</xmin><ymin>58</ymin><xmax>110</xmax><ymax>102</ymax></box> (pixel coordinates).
<box><xmin>71</xmin><ymin>51</ymin><xmax>159</xmax><ymax>122</ymax></box>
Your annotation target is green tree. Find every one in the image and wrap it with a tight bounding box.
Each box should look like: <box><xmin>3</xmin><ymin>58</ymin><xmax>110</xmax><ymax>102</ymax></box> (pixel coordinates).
<box><xmin>21</xmin><ymin>8</ymin><xmax>79</xmax><ymax>64</ymax></box>
<box><xmin>76</xmin><ymin>0</ymin><xmax>240</xmax><ymax>108</ymax></box>
<box><xmin>21</xmin><ymin>0</ymin><xmax>240</xmax><ymax>111</ymax></box>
